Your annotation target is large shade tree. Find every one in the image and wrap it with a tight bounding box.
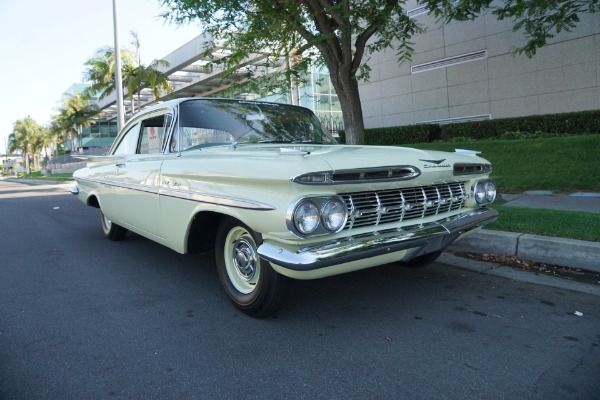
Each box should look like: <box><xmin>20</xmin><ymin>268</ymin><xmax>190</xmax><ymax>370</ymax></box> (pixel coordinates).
<box><xmin>161</xmin><ymin>0</ymin><xmax>597</xmax><ymax>144</ymax></box>
<box><xmin>161</xmin><ymin>0</ymin><xmax>422</xmax><ymax>145</ymax></box>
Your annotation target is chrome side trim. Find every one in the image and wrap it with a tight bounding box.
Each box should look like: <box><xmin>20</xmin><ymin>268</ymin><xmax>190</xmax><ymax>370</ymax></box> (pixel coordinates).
<box><xmin>76</xmin><ymin>177</ymin><xmax>275</xmax><ymax>210</ymax></box>
<box><xmin>258</xmin><ymin>207</ymin><xmax>498</xmax><ymax>271</ymax></box>
<box><xmin>159</xmin><ymin>187</ymin><xmax>275</xmax><ymax>210</ymax></box>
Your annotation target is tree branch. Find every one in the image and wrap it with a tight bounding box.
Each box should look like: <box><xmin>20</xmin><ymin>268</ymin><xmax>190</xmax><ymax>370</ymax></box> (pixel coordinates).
<box><xmin>352</xmin><ymin>0</ymin><xmax>398</xmax><ymax>74</ymax></box>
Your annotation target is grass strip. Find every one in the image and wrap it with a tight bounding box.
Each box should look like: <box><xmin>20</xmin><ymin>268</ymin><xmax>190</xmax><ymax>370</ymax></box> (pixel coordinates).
<box><xmin>21</xmin><ymin>171</ymin><xmax>74</xmax><ymax>181</ymax></box>
<box><xmin>408</xmin><ymin>135</ymin><xmax>600</xmax><ymax>193</ymax></box>
<box><xmin>488</xmin><ymin>205</ymin><xmax>600</xmax><ymax>242</ymax></box>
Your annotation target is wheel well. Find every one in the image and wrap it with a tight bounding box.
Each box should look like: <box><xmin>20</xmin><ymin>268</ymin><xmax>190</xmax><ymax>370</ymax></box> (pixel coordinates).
<box><xmin>87</xmin><ymin>195</ymin><xmax>100</xmax><ymax>208</ymax></box>
<box><xmin>187</xmin><ymin>212</ymin><xmax>225</xmax><ymax>254</ymax></box>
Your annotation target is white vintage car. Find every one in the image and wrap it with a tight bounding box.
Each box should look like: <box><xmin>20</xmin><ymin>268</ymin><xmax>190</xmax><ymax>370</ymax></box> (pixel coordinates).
<box><xmin>72</xmin><ymin>98</ymin><xmax>498</xmax><ymax>317</ymax></box>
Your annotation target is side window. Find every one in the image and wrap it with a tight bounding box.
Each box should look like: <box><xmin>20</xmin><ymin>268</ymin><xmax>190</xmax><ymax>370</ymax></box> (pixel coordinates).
<box><xmin>139</xmin><ymin>114</ymin><xmax>173</xmax><ymax>154</ymax></box>
<box><xmin>179</xmin><ymin>127</ymin><xmax>235</xmax><ymax>151</ymax></box>
<box><xmin>113</xmin><ymin>123</ymin><xmax>141</xmax><ymax>155</ymax></box>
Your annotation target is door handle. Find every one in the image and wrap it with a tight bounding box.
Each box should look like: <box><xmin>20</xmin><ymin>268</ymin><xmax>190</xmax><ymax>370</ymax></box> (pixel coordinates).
<box><xmin>116</xmin><ymin>163</ymin><xmax>126</xmax><ymax>168</ymax></box>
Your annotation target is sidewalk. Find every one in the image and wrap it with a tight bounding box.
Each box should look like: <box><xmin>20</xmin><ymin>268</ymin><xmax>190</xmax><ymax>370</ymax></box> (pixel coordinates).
<box><xmin>443</xmin><ymin>191</ymin><xmax>600</xmax><ymax>297</ymax></box>
<box><xmin>500</xmin><ymin>191</ymin><xmax>600</xmax><ymax>213</ymax></box>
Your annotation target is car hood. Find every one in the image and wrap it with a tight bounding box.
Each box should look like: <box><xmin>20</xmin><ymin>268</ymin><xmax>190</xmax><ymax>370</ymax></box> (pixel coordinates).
<box><xmin>230</xmin><ymin>144</ymin><xmax>489</xmax><ymax>171</ymax></box>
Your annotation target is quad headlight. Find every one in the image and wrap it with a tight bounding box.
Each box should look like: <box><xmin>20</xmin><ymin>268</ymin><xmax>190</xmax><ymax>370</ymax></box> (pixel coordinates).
<box><xmin>290</xmin><ymin>196</ymin><xmax>348</xmax><ymax>236</ymax></box>
<box><xmin>293</xmin><ymin>201</ymin><xmax>320</xmax><ymax>235</ymax></box>
<box><xmin>472</xmin><ymin>179</ymin><xmax>497</xmax><ymax>205</ymax></box>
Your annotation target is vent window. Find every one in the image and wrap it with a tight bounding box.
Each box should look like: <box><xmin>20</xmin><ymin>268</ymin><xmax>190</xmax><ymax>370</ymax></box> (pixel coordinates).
<box><xmin>411</xmin><ymin>50</ymin><xmax>487</xmax><ymax>74</ymax></box>
<box><xmin>407</xmin><ymin>5</ymin><xmax>429</xmax><ymax>18</ymax></box>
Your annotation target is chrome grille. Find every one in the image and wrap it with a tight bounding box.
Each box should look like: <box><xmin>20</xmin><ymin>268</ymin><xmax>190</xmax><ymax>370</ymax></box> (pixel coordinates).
<box><xmin>341</xmin><ymin>182</ymin><xmax>467</xmax><ymax>230</ymax></box>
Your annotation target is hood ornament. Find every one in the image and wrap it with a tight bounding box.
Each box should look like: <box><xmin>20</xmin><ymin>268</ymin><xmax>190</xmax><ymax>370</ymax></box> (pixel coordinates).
<box><xmin>419</xmin><ymin>159</ymin><xmax>446</xmax><ymax>164</ymax></box>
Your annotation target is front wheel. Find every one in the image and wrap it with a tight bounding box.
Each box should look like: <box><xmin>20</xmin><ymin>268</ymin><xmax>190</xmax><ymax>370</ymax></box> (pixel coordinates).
<box><xmin>215</xmin><ymin>218</ymin><xmax>288</xmax><ymax>317</ymax></box>
<box><xmin>100</xmin><ymin>210</ymin><xmax>128</xmax><ymax>241</ymax></box>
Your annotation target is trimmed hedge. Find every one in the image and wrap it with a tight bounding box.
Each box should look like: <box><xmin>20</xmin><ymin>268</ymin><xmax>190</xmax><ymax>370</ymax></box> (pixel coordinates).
<box><xmin>442</xmin><ymin>110</ymin><xmax>600</xmax><ymax>141</ymax></box>
<box><xmin>349</xmin><ymin>109</ymin><xmax>600</xmax><ymax>145</ymax></box>
<box><xmin>337</xmin><ymin>124</ymin><xmax>439</xmax><ymax>145</ymax></box>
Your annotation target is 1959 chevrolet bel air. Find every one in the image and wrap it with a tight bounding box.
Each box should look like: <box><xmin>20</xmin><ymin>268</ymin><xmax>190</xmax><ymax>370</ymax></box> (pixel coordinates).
<box><xmin>72</xmin><ymin>98</ymin><xmax>498</xmax><ymax>317</ymax></box>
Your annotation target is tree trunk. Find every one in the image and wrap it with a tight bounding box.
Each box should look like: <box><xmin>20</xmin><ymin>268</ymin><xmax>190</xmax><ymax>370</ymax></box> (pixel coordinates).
<box><xmin>328</xmin><ymin>72</ymin><xmax>365</xmax><ymax>145</ymax></box>
<box><xmin>78</xmin><ymin>125</ymin><xmax>83</xmax><ymax>150</ymax></box>
<box><xmin>24</xmin><ymin>149</ymin><xmax>30</xmax><ymax>176</ymax></box>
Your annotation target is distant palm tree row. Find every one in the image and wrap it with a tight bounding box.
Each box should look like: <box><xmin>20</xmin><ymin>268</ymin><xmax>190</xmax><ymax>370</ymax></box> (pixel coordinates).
<box><xmin>8</xmin><ymin>33</ymin><xmax>173</xmax><ymax>172</ymax></box>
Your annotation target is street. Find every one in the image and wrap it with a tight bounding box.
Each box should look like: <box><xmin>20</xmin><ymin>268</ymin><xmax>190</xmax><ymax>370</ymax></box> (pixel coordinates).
<box><xmin>1</xmin><ymin>180</ymin><xmax>599</xmax><ymax>399</ymax></box>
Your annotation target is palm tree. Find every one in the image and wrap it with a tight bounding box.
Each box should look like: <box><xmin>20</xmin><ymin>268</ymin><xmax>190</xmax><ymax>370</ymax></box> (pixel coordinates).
<box><xmin>47</xmin><ymin>120</ymin><xmax>64</xmax><ymax>158</ymax></box>
<box><xmin>142</xmin><ymin>59</ymin><xmax>173</xmax><ymax>102</ymax></box>
<box><xmin>53</xmin><ymin>108</ymin><xmax>77</xmax><ymax>151</ymax></box>
<box><xmin>84</xmin><ymin>33</ymin><xmax>172</xmax><ymax>116</ymax></box>
<box><xmin>84</xmin><ymin>46</ymin><xmax>137</xmax><ymax>101</ymax></box>
<box><xmin>126</xmin><ymin>31</ymin><xmax>173</xmax><ymax>113</ymax></box>
<box><xmin>123</xmin><ymin>60</ymin><xmax>173</xmax><ymax>115</ymax></box>
<box><xmin>56</xmin><ymin>93</ymin><xmax>101</xmax><ymax>151</ymax></box>
<box><xmin>8</xmin><ymin>117</ymin><xmax>43</xmax><ymax>175</ymax></box>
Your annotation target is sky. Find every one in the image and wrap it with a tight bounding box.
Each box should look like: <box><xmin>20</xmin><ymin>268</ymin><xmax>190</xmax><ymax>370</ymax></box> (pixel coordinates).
<box><xmin>0</xmin><ymin>0</ymin><xmax>202</xmax><ymax>153</ymax></box>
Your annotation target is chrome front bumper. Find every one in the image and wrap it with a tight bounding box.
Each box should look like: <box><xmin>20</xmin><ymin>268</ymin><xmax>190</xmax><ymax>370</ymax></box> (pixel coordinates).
<box><xmin>258</xmin><ymin>207</ymin><xmax>498</xmax><ymax>272</ymax></box>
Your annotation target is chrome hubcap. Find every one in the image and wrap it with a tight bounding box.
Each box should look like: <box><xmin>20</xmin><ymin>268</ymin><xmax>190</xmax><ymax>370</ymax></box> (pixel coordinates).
<box><xmin>224</xmin><ymin>227</ymin><xmax>260</xmax><ymax>294</ymax></box>
<box><xmin>103</xmin><ymin>214</ymin><xmax>112</xmax><ymax>230</ymax></box>
<box><xmin>232</xmin><ymin>238</ymin><xmax>257</xmax><ymax>282</ymax></box>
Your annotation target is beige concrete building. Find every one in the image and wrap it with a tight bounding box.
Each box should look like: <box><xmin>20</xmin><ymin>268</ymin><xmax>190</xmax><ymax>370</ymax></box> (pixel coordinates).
<box><xmin>359</xmin><ymin>3</ymin><xmax>600</xmax><ymax>129</ymax></box>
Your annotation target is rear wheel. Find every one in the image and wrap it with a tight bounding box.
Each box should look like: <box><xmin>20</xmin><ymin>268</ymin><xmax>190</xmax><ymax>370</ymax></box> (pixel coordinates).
<box><xmin>215</xmin><ymin>218</ymin><xmax>288</xmax><ymax>317</ymax></box>
<box><xmin>397</xmin><ymin>250</ymin><xmax>442</xmax><ymax>268</ymax></box>
<box><xmin>100</xmin><ymin>210</ymin><xmax>128</xmax><ymax>241</ymax></box>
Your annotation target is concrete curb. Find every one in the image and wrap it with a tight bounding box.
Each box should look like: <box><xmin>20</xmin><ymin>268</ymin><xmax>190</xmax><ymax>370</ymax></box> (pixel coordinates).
<box><xmin>3</xmin><ymin>178</ymin><xmax>75</xmax><ymax>186</ymax></box>
<box><xmin>439</xmin><ymin>253</ymin><xmax>600</xmax><ymax>297</ymax></box>
<box><xmin>448</xmin><ymin>229</ymin><xmax>600</xmax><ymax>273</ymax></box>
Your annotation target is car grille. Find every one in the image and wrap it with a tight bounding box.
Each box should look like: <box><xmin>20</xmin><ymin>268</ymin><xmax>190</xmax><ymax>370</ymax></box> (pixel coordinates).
<box><xmin>341</xmin><ymin>182</ymin><xmax>467</xmax><ymax>229</ymax></box>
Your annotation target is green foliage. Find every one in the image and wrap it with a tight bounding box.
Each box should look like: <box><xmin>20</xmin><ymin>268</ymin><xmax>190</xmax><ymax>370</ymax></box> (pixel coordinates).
<box><xmin>83</xmin><ymin>33</ymin><xmax>172</xmax><ymax>115</ymax></box>
<box><xmin>440</xmin><ymin>110</ymin><xmax>600</xmax><ymax>141</ymax></box>
<box><xmin>359</xmin><ymin>109</ymin><xmax>600</xmax><ymax>145</ymax></box>
<box><xmin>8</xmin><ymin>117</ymin><xmax>45</xmax><ymax>175</ymax></box>
<box><xmin>362</xmin><ymin>124</ymin><xmax>439</xmax><ymax>145</ymax></box>
<box><xmin>489</xmin><ymin>205</ymin><xmax>600</xmax><ymax>242</ymax></box>
<box><xmin>427</xmin><ymin>0</ymin><xmax>599</xmax><ymax>56</ymax></box>
<box><xmin>54</xmin><ymin>93</ymin><xmax>100</xmax><ymax>150</ymax></box>
<box><xmin>23</xmin><ymin>171</ymin><xmax>74</xmax><ymax>181</ymax></box>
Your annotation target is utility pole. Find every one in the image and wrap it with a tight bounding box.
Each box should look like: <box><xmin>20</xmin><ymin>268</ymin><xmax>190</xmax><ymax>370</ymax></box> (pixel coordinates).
<box><xmin>112</xmin><ymin>0</ymin><xmax>125</xmax><ymax>131</ymax></box>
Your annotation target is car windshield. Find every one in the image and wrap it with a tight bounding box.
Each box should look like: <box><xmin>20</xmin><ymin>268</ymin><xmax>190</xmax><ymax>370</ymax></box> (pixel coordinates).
<box><xmin>176</xmin><ymin>99</ymin><xmax>337</xmax><ymax>151</ymax></box>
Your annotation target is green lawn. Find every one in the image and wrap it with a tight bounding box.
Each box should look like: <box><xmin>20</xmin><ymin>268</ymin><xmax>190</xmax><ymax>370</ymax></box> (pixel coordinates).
<box><xmin>488</xmin><ymin>205</ymin><xmax>600</xmax><ymax>242</ymax></box>
<box><xmin>20</xmin><ymin>171</ymin><xmax>74</xmax><ymax>181</ymax></box>
<box><xmin>408</xmin><ymin>135</ymin><xmax>600</xmax><ymax>193</ymax></box>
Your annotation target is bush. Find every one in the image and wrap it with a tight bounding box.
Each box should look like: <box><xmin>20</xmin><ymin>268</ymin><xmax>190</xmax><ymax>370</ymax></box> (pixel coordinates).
<box><xmin>341</xmin><ymin>109</ymin><xmax>600</xmax><ymax>145</ymax></box>
<box><xmin>360</xmin><ymin>124</ymin><xmax>439</xmax><ymax>145</ymax></box>
<box><xmin>440</xmin><ymin>109</ymin><xmax>600</xmax><ymax>141</ymax></box>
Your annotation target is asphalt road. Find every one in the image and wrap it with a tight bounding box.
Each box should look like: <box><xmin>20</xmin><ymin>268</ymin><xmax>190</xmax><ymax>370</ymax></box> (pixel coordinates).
<box><xmin>1</xmin><ymin>180</ymin><xmax>599</xmax><ymax>400</ymax></box>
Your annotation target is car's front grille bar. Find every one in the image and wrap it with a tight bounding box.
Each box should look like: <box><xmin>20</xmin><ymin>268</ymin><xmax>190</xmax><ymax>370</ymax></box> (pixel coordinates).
<box><xmin>341</xmin><ymin>182</ymin><xmax>467</xmax><ymax>230</ymax></box>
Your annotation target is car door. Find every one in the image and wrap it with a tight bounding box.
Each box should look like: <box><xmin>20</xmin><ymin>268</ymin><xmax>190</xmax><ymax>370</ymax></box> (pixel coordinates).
<box><xmin>107</xmin><ymin>110</ymin><xmax>174</xmax><ymax>239</ymax></box>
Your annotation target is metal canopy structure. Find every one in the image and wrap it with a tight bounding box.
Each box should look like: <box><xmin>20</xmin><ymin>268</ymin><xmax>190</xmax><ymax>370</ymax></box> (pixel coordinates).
<box><xmin>95</xmin><ymin>33</ymin><xmax>281</xmax><ymax>121</ymax></box>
